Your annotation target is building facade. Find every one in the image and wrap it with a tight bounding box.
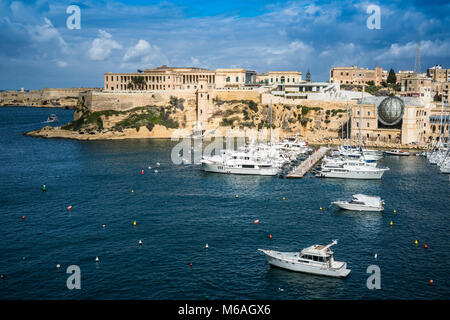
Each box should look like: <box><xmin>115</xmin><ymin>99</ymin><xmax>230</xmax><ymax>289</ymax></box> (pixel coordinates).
<box><xmin>329</xmin><ymin>66</ymin><xmax>384</xmax><ymax>85</ymax></box>
<box><xmin>103</xmin><ymin>66</ymin><xmax>302</xmax><ymax>92</ymax></box>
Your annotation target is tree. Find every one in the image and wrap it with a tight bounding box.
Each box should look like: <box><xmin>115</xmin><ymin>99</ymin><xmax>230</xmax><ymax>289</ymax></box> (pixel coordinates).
<box><xmin>387</xmin><ymin>68</ymin><xmax>397</xmax><ymax>84</ymax></box>
<box><xmin>305</xmin><ymin>69</ymin><xmax>311</xmax><ymax>82</ymax></box>
<box><xmin>131</xmin><ymin>76</ymin><xmax>146</xmax><ymax>90</ymax></box>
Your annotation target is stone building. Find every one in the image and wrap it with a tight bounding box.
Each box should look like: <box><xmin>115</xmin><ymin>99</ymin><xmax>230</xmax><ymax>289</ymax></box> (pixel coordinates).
<box><xmin>351</xmin><ymin>96</ymin><xmax>449</xmax><ymax>145</ymax></box>
<box><xmin>103</xmin><ymin>66</ymin><xmax>302</xmax><ymax>91</ymax></box>
<box><xmin>329</xmin><ymin>66</ymin><xmax>384</xmax><ymax>85</ymax></box>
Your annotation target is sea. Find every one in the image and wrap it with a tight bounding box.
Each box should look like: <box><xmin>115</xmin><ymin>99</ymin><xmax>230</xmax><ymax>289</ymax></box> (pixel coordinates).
<box><xmin>0</xmin><ymin>106</ymin><xmax>449</xmax><ymax>299</ymax></box>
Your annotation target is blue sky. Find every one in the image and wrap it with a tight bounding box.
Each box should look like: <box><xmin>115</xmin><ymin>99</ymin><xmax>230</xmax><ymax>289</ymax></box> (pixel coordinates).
<box><xmin>0</xmin><ymin>0</ymin><xmax>449</xmax><ymax>89</ymax></box>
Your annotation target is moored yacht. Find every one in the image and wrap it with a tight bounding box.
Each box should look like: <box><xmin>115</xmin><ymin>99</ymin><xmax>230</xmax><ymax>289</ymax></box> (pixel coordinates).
<box><xmin>201</xmin><ymin>149</ymin><xmax>279</xmax><ymax>176</ymax></box>
<box><xmin>332</xmin><ymin>194</ymin><xmax>384</xmax><ymax>211</ymax></box>
<box><xmin>318</xmin><ymin>160</ymin><xmax>389</xmax><ymax>179</ymax></box>
<box><xmin>384</xmin><ymin>149</ymin><xmax>410</xmax><ymax>156</ymax></box>
<box><xmin>258</xmin><ymin>240</ymin><xmax>350</xmax><ymax>278</ymax></box>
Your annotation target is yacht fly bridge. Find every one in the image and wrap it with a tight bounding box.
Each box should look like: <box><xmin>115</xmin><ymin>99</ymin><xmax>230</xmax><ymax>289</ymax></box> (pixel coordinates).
<box><xmin>258</xmin><ymin>240</ymin><xmax>351</xmax><ymax>278</ymax></box>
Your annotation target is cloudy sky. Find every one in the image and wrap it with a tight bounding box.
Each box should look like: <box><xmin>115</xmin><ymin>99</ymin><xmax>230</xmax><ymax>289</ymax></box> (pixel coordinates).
<box><xmin>1</xmin><ymin>0</ymin><xmax>449</xmax><ymax>89</ymax></box>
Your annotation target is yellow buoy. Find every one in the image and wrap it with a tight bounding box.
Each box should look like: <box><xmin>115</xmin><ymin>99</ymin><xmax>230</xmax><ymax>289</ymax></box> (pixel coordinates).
<box><xmin>389</xmin><ymin>221</ymin><xmax>393</xmax><ymax>226</ymax></box>
<box><xmin>131</xmin><ymin>189</ymin><xmax>134</xmax><ymax>193</ymax></box>
<box><xmin>320</xmin><ymin>207</ymin><xmax>322</xmax><ymax>211</ymax></box>
<box><xmin>235</xmin><ymin>194</ymin><xmax>238</xmax><ymax>198</ymax></box>
<box><xmin>414</xmin><ymin>240</ymin><xmax>418</xmax><ymax>245</ymax></box>
<box><xmin>133</xmin><ymin>221</ymin><xmax>136</xmax><ymax>226</ymax></box>
<box><xmin>393</xmin><ymin>209</ymin><xmax>397</xmax><ymax>214</ymax></box>
<box><xmin>382</xmin><ymin>201</ymin><xmax>385</xmax><ymax>206</ymax></box>
<box><xmin>282</xmin><ymin>197</ymin><xmax>285</xmax><ymax>201</ymax></box>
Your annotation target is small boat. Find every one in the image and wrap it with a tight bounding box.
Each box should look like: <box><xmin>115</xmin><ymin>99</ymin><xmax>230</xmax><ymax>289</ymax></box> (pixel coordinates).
<box><xmin>258</xmin><ymin>240</ymin><xmax>351</xmax><ymax>278</ymax></box>
<box><xmin>384</xmin><ymin>149</ymin><xmax>410</xmax><ymax>156</ymax></box>
<box><xmin>332</xmin><ymin>194</ymin><xmax>384</xmax><ymax>212</ymax></box>
<box><xmin>46</xmin><ymin>114</ymin><xmax>58</xmax><ymax>123</ymax></box>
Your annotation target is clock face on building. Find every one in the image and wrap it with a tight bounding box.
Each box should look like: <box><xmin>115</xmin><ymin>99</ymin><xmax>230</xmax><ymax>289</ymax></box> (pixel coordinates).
<box><xmin>377</xmin><ymin>96</ymin><xmax>405</xmax><ymax>126</ymax></box>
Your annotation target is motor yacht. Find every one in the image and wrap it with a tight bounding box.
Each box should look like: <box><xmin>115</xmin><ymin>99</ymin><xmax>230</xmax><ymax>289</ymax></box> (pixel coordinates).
<box><xmin>258</xmin><ymin>240</ymin><xmax>350</xmax><ymax>278</ymax></box>
<box><xmin>332</xmin><ymin>194</ymin><xmax>384</xmax><ymax>211</ymax></box>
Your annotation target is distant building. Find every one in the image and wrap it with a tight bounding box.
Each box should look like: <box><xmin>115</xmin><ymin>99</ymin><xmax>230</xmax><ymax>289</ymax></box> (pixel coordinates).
<box><xmin>329</xmin><ymin>66</ymin><xmax>384</xmax><ymax>86</ymax></box>
<box><xmin>255</xmin><ymin>71</ymin><xmax>302</xmax><ymax>85</ymax></box>
<box><xmin>103</xmin><ymin>65</ymin><xmax>301</xmax><ymax>91</ymax></box>
<box><xmin>427</xmin><ymin>65</ymin><xmax>450</xmax><ymax>82</ymax></box>
<box><xmin>351</xmin><ymin>96</ymin><xmax>449</xmax><ymax>146</ymax></box>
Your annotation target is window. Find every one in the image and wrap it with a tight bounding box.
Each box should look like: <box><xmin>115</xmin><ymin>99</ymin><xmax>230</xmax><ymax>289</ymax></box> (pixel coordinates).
<box><xmin>368</xmin><ymin>111</ymin><xmax>370</xmax><ymax>116</ymax></box>
<box><xmin>367</xmin><ymin>122</ymin><xmax>370</xmax><ymax>128</ymax></box>
<box><xmin>226</xmin><ymin>77</ymin><xmax>230</xmax><ymax>82</ymax></box>
<box><xmin>235</xmin><ymin>76</ymin><xmax>239</xmax><ymax>82</ymax></box>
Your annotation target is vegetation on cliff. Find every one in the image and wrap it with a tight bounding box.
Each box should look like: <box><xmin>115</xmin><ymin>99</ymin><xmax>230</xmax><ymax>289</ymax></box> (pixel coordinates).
<box><xmin>62</xmin><ymin>106</ymin><xmax>179</xmax><ymax>132</ymax></box>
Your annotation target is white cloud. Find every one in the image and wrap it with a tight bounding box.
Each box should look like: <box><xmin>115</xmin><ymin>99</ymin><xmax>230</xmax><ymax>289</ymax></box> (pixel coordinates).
<box><xmin>28</xmin><ymin>17</ymin><xmax>66</xmax><ymax>50</ymax></box>
<box><xmin>377</xmin><ymin>40</ymin><xmax>450</xmax><ymax>61</ymax></box>
<box><xmin>121</xmin><ymin>39</ymin><xmax>168</xmax><ymax>69</ymax></box>
<box><xmin>88</xmin><ymin>29</ymin><xmax>123</xmax><ymax>61</ymax></box>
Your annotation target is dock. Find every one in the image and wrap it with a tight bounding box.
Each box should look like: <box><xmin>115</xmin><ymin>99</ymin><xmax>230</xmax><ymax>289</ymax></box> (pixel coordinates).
<box><xmin>286</xmin><ymin>147</ymin><xmax>329</xmax><ymax>179</ymax></box>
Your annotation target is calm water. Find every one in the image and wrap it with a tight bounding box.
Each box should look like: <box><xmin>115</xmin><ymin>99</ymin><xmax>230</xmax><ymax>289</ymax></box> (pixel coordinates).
<box><xmin>0</xmin><ymin>107</ymin><xmax>449</xmax><ymax>300</ymax></box>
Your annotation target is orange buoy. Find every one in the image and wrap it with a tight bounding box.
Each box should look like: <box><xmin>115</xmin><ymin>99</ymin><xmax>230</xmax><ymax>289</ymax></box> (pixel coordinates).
<box><xmin>67</xmin><ymin>205</ymin><xmax>72</xmax><ymax>211</ymax></box>
<box><xmin>140</xmin><ymin>170</ymin><xmax>144</xmax><ymax>174</ymax></box>
<box><xmin>254</xmin><ymin>219</ymin><xmax>260</xmax><ymax>224</ymax></box>
<box><xmin>430</xmin><ymin>279</ymin><xmax>434</xmax><ymax>284</ymax></box>
<box><xmin>424</xmin><ymin>244</ymin><xmax>428</xmax><ymax>249</ymax></box>
<box><xmin>282</xmin><ymin>196</ymin><xmax>285</xmax><ymax>201</ymax></box>
<box><xmin>189</xmin><ymin>262</ymin><xmax>193</xmax><ymax>268</ymax></box>
<box><xmin>269</xmin><ymin>234</ymin><xmax>273</xmax><ymax>239</ymax></box>
<box><xmin>21</xmin><ymin>215</ymin><xmax>25</xmax><ymax>220</ymax></box>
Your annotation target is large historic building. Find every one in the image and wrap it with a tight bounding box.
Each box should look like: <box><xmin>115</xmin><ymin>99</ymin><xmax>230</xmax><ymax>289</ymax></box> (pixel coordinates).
<box><xmin>329</xmin><ymin>66</ymin><xmax>385</xmax><ymax>86</ymax></box>
<box><xmin>351</xmin><ymin>96</ymin><xmax>449</xmax><ymax>145</ymax></box>
<box><xmin>103</xmin><ymin>65</ymin><xmax>301</xmax><ymax>91</ymax></box>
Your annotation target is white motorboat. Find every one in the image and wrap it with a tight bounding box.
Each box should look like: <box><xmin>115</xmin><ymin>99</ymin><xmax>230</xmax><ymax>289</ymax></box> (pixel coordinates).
<box><xmin>319</xmin><ymin>160</ymin><xmax>389</xmax><ymax>179</ymax></box>
<box><xmin>258</xmin><ymin>240</ymin><xmax>351</xmax><ymax>278</ymax></box>
<box><xmin>46</xmin><ymin>114</ymin><xmax>58</xmax><ymax>123</ymax></box>
<box><xmin>332</xmin><ymin>194</ymin><xmax>384</xmax><ymax>211</ymax></box>
<box><xmin>384</xmin><ymin>149</ymin><xmax>410</xmax><ymax>156</ymax></box>
<box><xmin>201</xmin><ymin>149</ymin><xmax>279</xmax><ymax>176</ymax></box>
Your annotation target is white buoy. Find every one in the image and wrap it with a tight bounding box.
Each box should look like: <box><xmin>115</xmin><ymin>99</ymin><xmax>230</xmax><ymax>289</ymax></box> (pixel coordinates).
<box><xmin>102</xmin><ymin>224</ymin><xmax>106</xmax><ymax>229</ymax></box>
<box><xmin>205</xmin><ymin>243</ymin><xmax>209</xmax><ymax>249</ymax></box>
<box><xmin>374</xmin><ymin>253</ymin><xmax>377</xmax><ymax>259</ymax></box>
<box><xmin>139</xmin><ymin>240</ymin><xmax>143</xmax><ymax>246</ymax></box>
<box><xmin>278</xmin><ymin>288</ymin><xmax>284</xmax><ymax>292</ymax></box>
<box><xmin>95</xmin><ymin>256</ymin><xmax>99</xmax><ymax>263</ymax></box>
<box><xmin>148</xmin><ymin>166</ymin><xmax>152</xmax><ymax>169</ymax></box>
<box><xmin>156</xmin><ymin>162</ymin><xmax>160</xmax><ymax>166</ymax></box>
<box><xmin>56</xmin><ymin>264</ymin><xmax>61</xmax><ymax>269</ymax></box>
<box><xmin>154</xmin><ymin>170</ymin><xmax>158</xmax><ymax>173</ymax></box>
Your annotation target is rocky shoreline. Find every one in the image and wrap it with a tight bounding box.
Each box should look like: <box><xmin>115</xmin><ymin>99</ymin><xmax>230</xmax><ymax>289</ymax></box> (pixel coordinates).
<box><xmin>25</xmin><ymin>125</ymin><xmax>428</xmax><ymax>151</ymax></box>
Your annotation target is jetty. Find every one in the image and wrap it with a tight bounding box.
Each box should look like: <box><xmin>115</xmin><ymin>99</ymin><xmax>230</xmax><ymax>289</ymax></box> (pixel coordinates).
<box><xmin>286</xmin><ymin>147</ymin><xmax>329</xmax><ymax>179</ymax></box>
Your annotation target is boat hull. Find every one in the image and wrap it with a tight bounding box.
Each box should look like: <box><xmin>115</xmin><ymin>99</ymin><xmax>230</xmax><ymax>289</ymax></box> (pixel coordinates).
<box><xmin>201</xmin><ymin>162</ymin><xmax>278</xmax><ymax>176</ymax></box>
<box><xmin>259</xmin><ymin>250</ymin><xmax>350</xmax><ymax>278</ymax></box>
<box><xmin>320</xmin><ymin>169</ymin><xmax>387</xmax><ymax>179</ymax></box>
<box><xmin>332</xmin><ymin>202</ymin><xmax>384</xmax><ymax>212</ymax></box>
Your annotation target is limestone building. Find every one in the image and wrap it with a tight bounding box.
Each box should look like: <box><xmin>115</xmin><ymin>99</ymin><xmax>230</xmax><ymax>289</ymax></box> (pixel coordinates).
<box><xmin>351</xmin><ymin>96</ymin><xmax>449</xmax><ymax>145</ymax></box>
<box><xmin>329</xmin><ymin>66</ymin><xmax>384</xmax><ymax>85</ymax></box>
<box><xmin>103</xmin><ymin>66</ymin><xmax>302</xmax><ymax>92</ymax></box>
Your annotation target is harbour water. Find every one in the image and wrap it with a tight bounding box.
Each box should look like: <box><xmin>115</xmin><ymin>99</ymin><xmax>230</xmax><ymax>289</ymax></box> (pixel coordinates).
<box><xmin>0</xmin><ymin>107</ymin><xmax>449</xmax><ymax>299</ymax></box>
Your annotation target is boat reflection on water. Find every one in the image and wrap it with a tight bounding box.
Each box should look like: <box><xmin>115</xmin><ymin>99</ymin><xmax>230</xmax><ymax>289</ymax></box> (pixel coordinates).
<box><xmin>263</xmin><ymin>266</ymin><xmax>346</xmax><ymax>298</ymax></box>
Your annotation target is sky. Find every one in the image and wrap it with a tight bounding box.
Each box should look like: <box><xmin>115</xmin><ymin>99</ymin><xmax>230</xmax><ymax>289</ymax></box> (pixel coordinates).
<box><xmin>0</xmin><ymin>0</ymin><xmax>449</xmax><ymax>89</ymax></box>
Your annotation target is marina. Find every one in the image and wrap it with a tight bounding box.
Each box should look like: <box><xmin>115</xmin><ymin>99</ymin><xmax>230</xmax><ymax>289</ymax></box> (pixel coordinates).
<box><xmin>0</xmin><ymin>107</ymin><xmax>449</xmax><ymax>300</ymax></box>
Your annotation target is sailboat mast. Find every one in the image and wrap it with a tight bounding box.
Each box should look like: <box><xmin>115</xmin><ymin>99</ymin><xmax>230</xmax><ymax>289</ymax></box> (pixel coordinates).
<box><xmin>346</xmin><ymin>101</ymin><xmax>349</xmax><ymax>145</ymax></box>
<box><xmin>359</xmin><ymin>86</ymin><xmax>364</xmax><ymax>150</ymax></box>
<box><xmin>270</xmin><ymin>100</ymin><xmax>273</xmax><ymax>145</ymax></box>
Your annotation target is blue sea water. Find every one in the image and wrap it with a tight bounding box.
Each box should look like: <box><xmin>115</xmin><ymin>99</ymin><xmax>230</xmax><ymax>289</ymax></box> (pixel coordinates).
<box><xmin>0</xmin><ymin>106</ymin><xmax>449</xmax><ymax>300</ymax></box>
